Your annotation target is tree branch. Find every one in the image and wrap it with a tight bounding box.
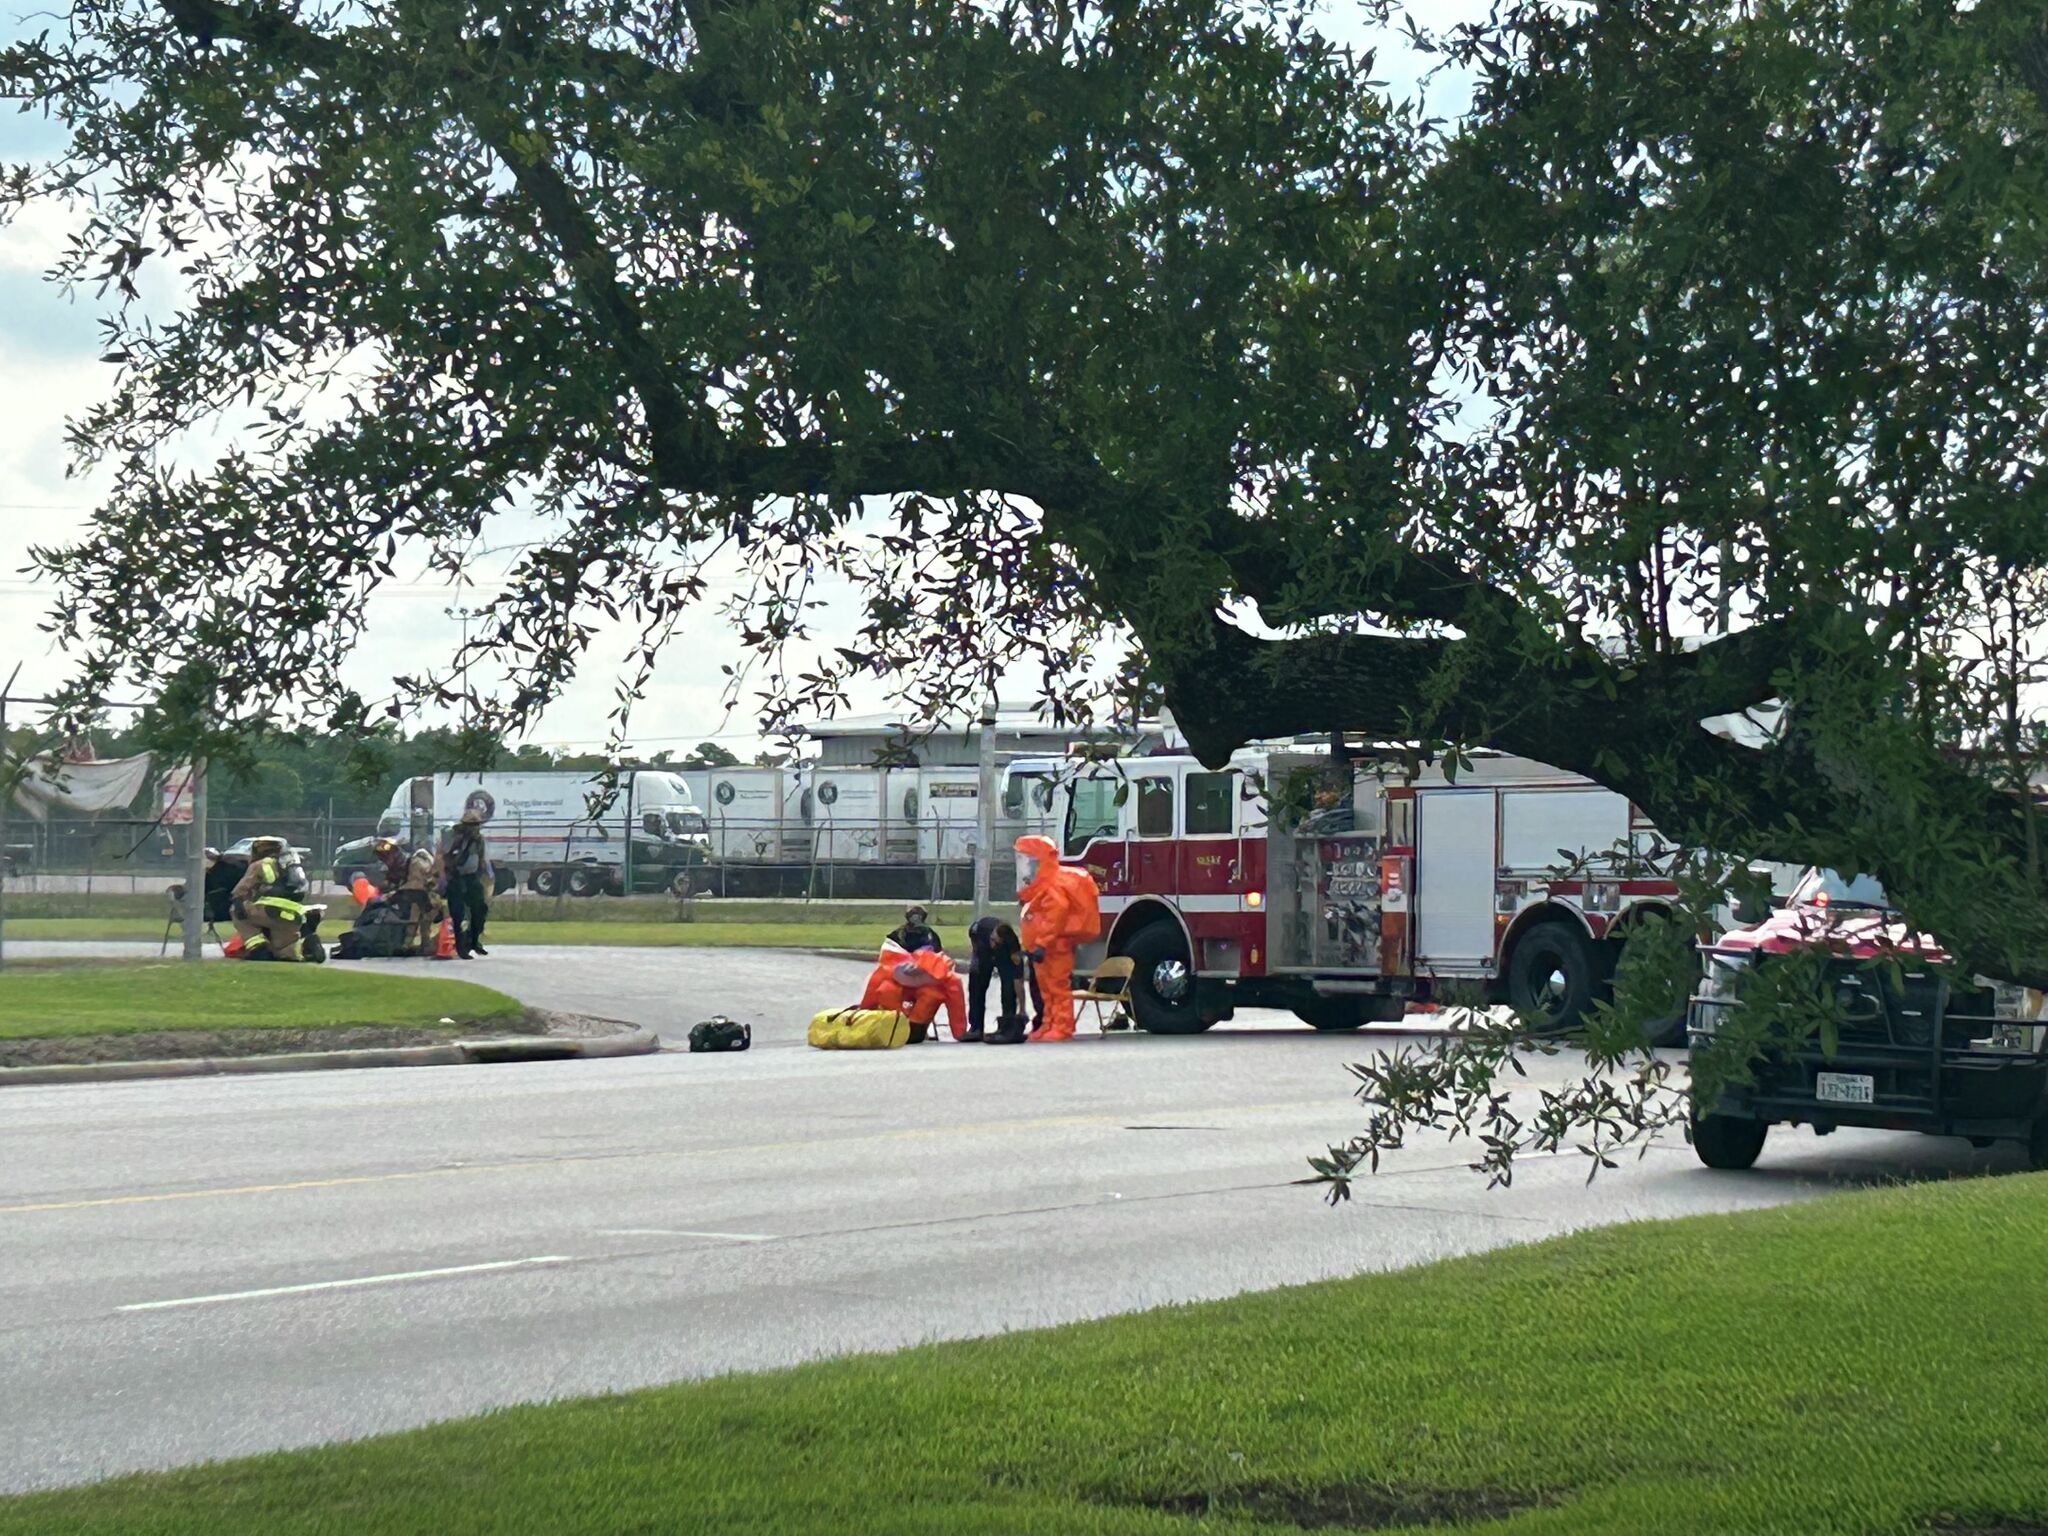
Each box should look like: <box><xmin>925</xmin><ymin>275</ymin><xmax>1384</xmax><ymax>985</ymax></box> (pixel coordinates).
<box><xmin>1225</xmin><ymin>514</ymin><xmax>1524</xmax><ymax>632</ymax></box>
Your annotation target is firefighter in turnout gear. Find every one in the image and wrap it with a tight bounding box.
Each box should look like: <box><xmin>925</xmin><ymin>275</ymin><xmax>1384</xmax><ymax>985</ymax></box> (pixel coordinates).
<box><xmin>400</xmin><ymin>847</ymin><xmax>444</xmax><ymax>956</ymax></box>
<box><xmin>371</xmin><ymin>837</ymin><xmax>410</xmax><ymax>892</ymax></box>
<box><xmin>230</xmin><ymin>837</ymin><xmax>310</xmax><ymax>961</ymax></box>
<box><xmin>1015</xmin><ymin>835</ymin><xmax>1101</xmax><ymax>1042</ymax></box>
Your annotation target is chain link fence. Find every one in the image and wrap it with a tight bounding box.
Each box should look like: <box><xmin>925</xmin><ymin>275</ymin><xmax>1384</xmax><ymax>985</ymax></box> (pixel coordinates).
<box><xmin>2</xmin><ymin>812</ymin><xmax>1020</xmax><ymax>908</ymax></box>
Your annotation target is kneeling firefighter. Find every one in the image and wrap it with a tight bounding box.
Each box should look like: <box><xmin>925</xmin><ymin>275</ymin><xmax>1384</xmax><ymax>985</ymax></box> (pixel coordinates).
<box><xmin>230</xmin><ymin>838</ymin><xmax>324</xmax><ymax>962</ymax></box>
<box><xmin>1014</xmin><ymin>835</ymin><xmax>1101</xmax><ymax>1042</ymax></box>
<box><xmin>859</xmin><ymin>940</ymin><xmax>968</xmax><ymax>1043</ymax></box>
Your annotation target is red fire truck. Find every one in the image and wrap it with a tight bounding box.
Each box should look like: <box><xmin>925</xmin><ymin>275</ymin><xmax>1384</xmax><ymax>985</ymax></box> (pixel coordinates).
<box><xmin>1006</xmin><ymin>747</ymin><xmax>1681</xmax><ymax>1036</ymax></box>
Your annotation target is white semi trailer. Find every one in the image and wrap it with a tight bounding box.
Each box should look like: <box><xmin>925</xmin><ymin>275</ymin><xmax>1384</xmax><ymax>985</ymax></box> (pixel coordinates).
<box><xmin>335</xmin><ymin>770</ymin><xmax>709</xmax><ymax>897</ymax></box>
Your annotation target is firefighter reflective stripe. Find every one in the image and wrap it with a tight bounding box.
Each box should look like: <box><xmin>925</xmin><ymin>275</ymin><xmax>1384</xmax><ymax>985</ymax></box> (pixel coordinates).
<box><xmin>252</xmin><ymin>896</ymin><xmax>307</xmax><ymax>921</ymax></box>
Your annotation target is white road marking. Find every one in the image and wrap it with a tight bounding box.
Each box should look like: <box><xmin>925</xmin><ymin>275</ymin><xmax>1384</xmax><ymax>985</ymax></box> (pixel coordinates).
<box><xmin>597</xmin><ymin>1229</ymin><xmax>776</xmax><ymax>1242</ymax></box>
<box><xmin>118</xmin><ymin>1256</ymin><xmax>574</xmax><ymax>1312</ymax></box>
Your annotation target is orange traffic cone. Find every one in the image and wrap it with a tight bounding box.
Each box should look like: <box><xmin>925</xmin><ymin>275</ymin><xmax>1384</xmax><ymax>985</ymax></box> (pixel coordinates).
<box><xmin>433</xmin><ymin>918</ymin><xmax>457</xmax><ymax>960</ymax></box>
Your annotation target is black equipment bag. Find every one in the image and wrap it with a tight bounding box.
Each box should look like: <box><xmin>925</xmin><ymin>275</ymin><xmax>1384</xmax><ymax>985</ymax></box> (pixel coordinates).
<box><xmin>333</xmin><ymin>900</ymin><xmax>415</xmax><ymax>960</ymax></box>
<box><xmin>688</xmin><ymin>1017</ymin><xmax>752</xmax><ymax>1053</ymax></box>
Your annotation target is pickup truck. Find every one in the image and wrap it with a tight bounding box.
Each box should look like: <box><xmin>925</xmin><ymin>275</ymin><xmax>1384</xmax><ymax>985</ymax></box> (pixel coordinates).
<box><xmin>1687</xmin><ymin>868</ymin><xmax>2048</xmax><ymax>1169</ymax></box>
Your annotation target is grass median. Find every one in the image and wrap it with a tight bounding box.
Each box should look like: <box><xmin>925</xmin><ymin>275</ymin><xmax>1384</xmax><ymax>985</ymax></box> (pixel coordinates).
<box><xmin>0</xmin><ymin>964</ymin><xmax>523</xmax><ymax>1041</ymax></box>
<box><xmin>5</xmin><ymin>1172</ymin><xmax>2046</xmax><ymax>1534</ymax></box>
<box><xmin>2</xmin><ymin>962</ymin><xmax>528</xmax><ymax>1073</ymax></box>
<box><xmin>5</xmin><ymin>916</ymin><xmax>886</xmax><ymax>950</ymax></box>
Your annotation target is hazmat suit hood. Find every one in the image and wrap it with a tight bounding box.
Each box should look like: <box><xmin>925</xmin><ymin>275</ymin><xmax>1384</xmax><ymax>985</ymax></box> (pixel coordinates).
<box><xmin>1014</xmin><ymin>834</ymin><xmax>1059</xmax><ymax>900</ymax></box>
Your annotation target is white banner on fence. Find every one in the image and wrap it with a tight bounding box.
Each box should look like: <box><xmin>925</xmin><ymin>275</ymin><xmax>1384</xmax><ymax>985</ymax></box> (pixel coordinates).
<box><xmin>7</xmin><ymin>753</ymin><xmax>154</xmax><ymax>821</ymax></box>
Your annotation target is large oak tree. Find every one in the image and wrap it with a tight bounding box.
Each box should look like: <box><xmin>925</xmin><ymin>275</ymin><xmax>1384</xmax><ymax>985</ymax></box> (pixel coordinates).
<box><xmin>9</xmin><ymin>0</ymin><xmax>2048</xmax><ymax>1170</ymax></box>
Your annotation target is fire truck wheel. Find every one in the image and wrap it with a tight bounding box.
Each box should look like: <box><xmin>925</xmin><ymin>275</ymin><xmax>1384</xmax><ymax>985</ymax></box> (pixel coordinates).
<box><xmin>1504</xmin><ymin>921</ymin><xmax>1605</xmax><ymax>1033</ymax></box>
<box><xmin>1123</xmin><ymin>923</ymin><xmax>1212</xmax><ymax>1035</ymax></box>
<box><xmin>1690</xmin><ymin>1109</ymin><xmax>1768</xmax><ymax>1171</ymax></box>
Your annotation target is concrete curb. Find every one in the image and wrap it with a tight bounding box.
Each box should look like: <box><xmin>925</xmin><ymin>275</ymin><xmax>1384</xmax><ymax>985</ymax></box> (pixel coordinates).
<box><xmin>0</xmin><ymin>1024</ymin><xmax>661</xmax><ymax>1088</ymax></box>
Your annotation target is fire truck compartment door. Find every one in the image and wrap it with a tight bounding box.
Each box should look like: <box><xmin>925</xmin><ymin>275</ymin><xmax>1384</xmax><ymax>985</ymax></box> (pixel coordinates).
<box><xmin>1499</xmin><ymin>788</ymin><xmax>1627</xmax><ymax>873</ymax></box>
<box><xmin>1415</xmin><ymin>789</ymin><xmax>1497</xmax><ymax>969</ymax></box>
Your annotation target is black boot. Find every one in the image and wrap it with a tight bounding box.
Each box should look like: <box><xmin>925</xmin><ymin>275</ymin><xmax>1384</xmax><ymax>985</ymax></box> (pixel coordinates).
<box><xmin>984</xmin><ymin>1014</ymin><xmax>1028</xmax><ymax>1044</ymax></box>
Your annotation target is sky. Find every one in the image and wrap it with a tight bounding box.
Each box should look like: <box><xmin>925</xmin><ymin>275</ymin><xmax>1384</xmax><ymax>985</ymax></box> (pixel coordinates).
<box><xmin>0</xmin><ymin>2</ymin><xmax>1477</xmax><ymax>757</ymax></box>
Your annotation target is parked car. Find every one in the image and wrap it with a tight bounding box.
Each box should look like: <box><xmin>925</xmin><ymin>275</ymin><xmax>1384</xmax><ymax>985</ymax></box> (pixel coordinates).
<box><xmin>331</xmin><ymin>835</ymin><xmax>382</xmax><ymax>892</ymax></box>
<box><xmin>220</xmin><ymin>836</ymin><xmax>312</xmax><ymax>864</ymax></box>
<box><xmin>331</xmin><ymin>834</ymin><xmax>517</xmax><ymax>896</ymax></box>
<box><xmin>1688</xmin><ymin>868</ymin><xmax>2048</xmax><ymax>1169</ymax></box>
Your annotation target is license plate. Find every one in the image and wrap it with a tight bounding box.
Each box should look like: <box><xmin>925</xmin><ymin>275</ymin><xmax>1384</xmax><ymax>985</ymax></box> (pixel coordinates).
<box><xmin>1815</xmin><ymin>1072</ymin><xmax>1874</xmax><ymax>1105</ymax></box>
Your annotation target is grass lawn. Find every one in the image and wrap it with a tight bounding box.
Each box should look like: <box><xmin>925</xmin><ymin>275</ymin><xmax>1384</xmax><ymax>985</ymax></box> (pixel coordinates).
<box><xmin>486</xmin><ymin>920</ymin><xmax>881</xmax><ymax>949</ymax></box>
<box><xmin>5</xmin><ymin>916</ymin><xmax>883</xmax><ymax>951</ymax></box>
<box><xmin>5</xmin><ymin>1174</ymin><xmax>2046</xmax><ymax>1534</ymax></box>
<box><xmin>8</xmin><ymin>892</ymin><xmax>972</xmax><ymax>924</ymax></box>
<box><xmin>0</xmin><ymin>964</ymin><xmax>524</xmax><ymax>1039</ymax></box>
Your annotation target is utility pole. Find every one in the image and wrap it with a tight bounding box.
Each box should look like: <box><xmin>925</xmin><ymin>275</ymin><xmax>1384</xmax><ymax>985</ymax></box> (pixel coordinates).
<box><xmin>1715</xmin><ymin>538</ymin><xmax>1736</xmax><ymax>635</ymax></box>
<box><xmin>973</xmin><ymin>698</ymin><xmax>997</xmax><ymax>919</ymax></box>
<box><xmin>446</xmin><ymin>604</ymin><xmax>480</xmax><ymax>729</ymax></box>
<box><xmin>0</xmin><ymin>664</ymin><xmax>17</xmax><ymax>972</ymax></box>
<box><xmin>181</xmin><ymin>758</ymin><xmax>207</xmax><ymax>961</ymax></box>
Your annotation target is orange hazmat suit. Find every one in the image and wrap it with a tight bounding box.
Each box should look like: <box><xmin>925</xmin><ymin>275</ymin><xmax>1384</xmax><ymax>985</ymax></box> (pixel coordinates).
<box><xmin>860</xmin><ymin>940</ymin><xmax>968</xmax><ymax>1042</ymax></box>
<box><xmin>1016</xmin><ymin>835</ymin><xmax>1101</xmax><ymax>1041</ymax></box>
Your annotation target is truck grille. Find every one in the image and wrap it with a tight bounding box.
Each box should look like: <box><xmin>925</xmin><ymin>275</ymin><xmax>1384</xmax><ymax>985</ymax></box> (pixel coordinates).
<box><xmin>1828</xmin><ymin>965</ymin><xmax>1940</xmax><ymax>1049</ymax></box>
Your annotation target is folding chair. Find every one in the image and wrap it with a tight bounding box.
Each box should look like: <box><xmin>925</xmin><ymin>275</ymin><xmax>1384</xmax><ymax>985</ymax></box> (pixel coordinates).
<box><xmin>161</xmin><ymin>884</ymin><xmax>225</xmax><ymax>955</ymax></box>
<box><xmin>1075</xmin><ymin>956</ymin><xmax>1136</xmax><ymax>1033</ymax></box>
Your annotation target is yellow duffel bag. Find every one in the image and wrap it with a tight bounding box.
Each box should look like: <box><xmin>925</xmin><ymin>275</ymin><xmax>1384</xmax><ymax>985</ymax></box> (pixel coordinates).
<box><xmin>807</xmin><ymin>1007</ymin><xmax>911</xmax><ymax>1050</ymax></box>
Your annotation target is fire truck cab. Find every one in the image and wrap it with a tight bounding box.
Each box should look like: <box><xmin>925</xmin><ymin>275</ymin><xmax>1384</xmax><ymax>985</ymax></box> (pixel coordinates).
<box><xmin>1013</xmin><ymin>748</ymin><xmax>1679</xmax><ymax>1035</ymax></box>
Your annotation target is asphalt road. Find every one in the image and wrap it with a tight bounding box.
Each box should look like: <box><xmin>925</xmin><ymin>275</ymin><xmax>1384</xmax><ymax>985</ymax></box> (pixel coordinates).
<box><xmin>0</xmin><ymin>944</ymin><xmax>2024</xmax><ymax>1493</ymax></box>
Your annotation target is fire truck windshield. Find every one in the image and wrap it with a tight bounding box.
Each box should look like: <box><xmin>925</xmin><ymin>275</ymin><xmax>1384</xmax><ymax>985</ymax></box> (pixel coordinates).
<box><xmin>1791</xmin><ymin>869</ymin><xmax>1892</xmax><ymax>910</ymax></box>
<box><xmin>1065</xmin><ymin>778</ymin><xmax>1121</xmax><ymax>855</ymax></box>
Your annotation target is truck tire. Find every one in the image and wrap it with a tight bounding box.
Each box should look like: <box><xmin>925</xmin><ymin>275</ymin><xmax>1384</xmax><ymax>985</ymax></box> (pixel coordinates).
<box><xmin>1293</xmin><ymin>995</ymin><xmax>1409</xmax><ymax>1031</ymax></box>
<box><xmin>1505</xmin><ymin>921</ymin><xmax>1606</xmax><ymax>1033</ymax></box>
<box><xmin>566</xmin><ymin>865</ymin><xmax>602</xmax><ymax>898</ymax></box>
<box><xmin>1608</xmin><ymin>916</ymin><xmax>1690</xmax><ymax>1047</ymax></box>
<box><xmin>1123</xmin><ymin>923</ymin><xmax>1212</xmax><ymax>1035</ymax></box>
<box><xmin>531</xmin><ymin>866</ymin><xmax>564</xmax><ymax>897</ymax></box>
<box><xmin>1691</xmin><ymin>1110</ymin><xmax>1768</xmax><ymax>1171</ymax></box>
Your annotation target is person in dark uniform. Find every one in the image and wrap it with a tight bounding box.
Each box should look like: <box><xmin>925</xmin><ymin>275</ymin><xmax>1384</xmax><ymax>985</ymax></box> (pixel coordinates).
<box><xmin>441</xmin><ymin>808</ymin><xmax>491</xmax><ymax>958</ymax></box>
<box><xmin>966</xmin><ymin>915</ymin><xmax>1026</xmax><ymax>1043</ymax></box>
